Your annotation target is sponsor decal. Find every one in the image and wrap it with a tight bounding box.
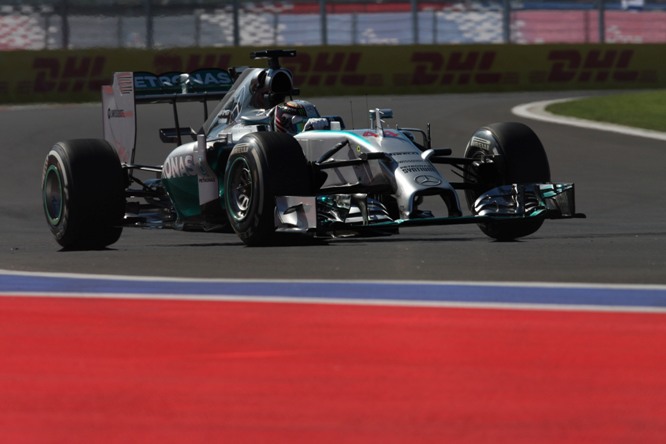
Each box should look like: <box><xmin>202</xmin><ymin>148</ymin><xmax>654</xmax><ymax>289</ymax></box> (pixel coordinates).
<box><xmin>134</xmin><ymin>69</ymin><xmax>232</xmax><ymax>91</ymax></box>
<box><xmin>545</xmin><ymin>49</ymin><xmax>640</xmax><ymax>83</ymax></box>
<box><xmin>107</xmin><ymin>108</ymin><xmax>134</xmax><ymax>119</ymax></box>
<box><xmin>410</xmin><ymin>50</ymin><xmax>505</xmax><ymax>85</ymax></box>
<box><xmin>400</xmin><ymin>159</ymin><xmax>427</xmax><ymax>164</ymax></box>
<box><xmin>415</xmin><ymin>175</ymin><xmax>442</xmax><ymax>186</ymax></box>
<box><xmin>400</xmin><ymin>164</ymin><xmax>438</xmax><ymax>174</ymax></box>
<box><xmin>133</xmin><ymin>73</ymin><xmax>168</xmax><ymax>90</ymax></box>
<box><xmin>471</xmin><ymin>136</ymin><xmax>490</xmax><ymax>150</ymax></box>
<box><xmin>389</xmin><ymin>152</ymin><xmax>418</xmax><ymax>157</ymax></box>
<box><xmin>284</xmin><ymin>52</ymin><xmax>369</xmax><ymax>87</ymax></box>
<box><xmin>32</xmin><ymin>55</ymin><xmax>107</xmax><ymax>93</ymax></box>
<box><xmin>163</xmin><ymin>153</ymin><xmax>195</xmax><ymax>179</ymax></box>
<box><xmin>190</xmin><ymin>70</ymin><xmax>233</xmax><ymax>86</ymax></box>
<box><xmin>361</xmin><ymin>130</ymin><xmax>404</xmax><ymax>139</ymax></box>
<box><xmin>231</xmin><ymin>143</ymin><xmax>250</xmax><ymax>154</ymax></box>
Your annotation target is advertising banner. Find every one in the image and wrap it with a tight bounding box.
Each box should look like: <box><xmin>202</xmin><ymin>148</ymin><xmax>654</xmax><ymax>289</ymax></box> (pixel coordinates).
<box><xmin>1</xmin><ymin>44</ymin><xmax>664</xmax><ymax>104</ymax></box>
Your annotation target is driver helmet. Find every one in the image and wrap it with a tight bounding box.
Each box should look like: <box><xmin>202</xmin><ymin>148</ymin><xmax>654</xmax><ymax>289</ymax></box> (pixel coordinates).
<box><xmin>274</xmin><ymin>100</ymin><xmax>320</xmax><ymax>134</ymax></box>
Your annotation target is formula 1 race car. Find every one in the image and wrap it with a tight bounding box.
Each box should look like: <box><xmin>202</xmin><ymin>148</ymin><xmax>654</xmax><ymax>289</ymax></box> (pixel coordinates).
<box><xmin>42</xmin><ymin>49</ymin><xmax>583</xmax><ymax>249</ymax></box>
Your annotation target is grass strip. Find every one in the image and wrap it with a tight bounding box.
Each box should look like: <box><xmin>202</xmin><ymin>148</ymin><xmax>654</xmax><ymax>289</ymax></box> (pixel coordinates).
<box><xmin>546</xmin><ymin>90</ymin><xmax>666</xmax><ymax>132</ymax></box>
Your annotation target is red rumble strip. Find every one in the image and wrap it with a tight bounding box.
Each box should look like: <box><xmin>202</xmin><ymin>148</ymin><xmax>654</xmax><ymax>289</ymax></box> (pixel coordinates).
<box><xmin>1</xmin><ymin>295</ymin><xmax>665</xmax><ymax>443</ymax></box>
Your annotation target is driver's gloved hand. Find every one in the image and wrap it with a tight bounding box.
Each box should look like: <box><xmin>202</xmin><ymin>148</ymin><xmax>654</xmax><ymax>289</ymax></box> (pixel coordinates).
<box><xmin>303</xmin><ymin>118</ymin><xmax>330</xmax><ymax>131</ymax></box>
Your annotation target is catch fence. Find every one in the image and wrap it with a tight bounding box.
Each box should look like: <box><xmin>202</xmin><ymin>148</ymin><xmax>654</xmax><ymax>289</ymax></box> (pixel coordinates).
<box><xmin>1</xmin><ymin>0</ymin><xmax>665</xmax><ymax>50</ymax></box>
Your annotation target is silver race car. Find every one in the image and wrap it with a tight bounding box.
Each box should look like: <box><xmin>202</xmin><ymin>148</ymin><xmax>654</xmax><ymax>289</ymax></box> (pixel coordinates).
<box><xmin>42</xmin><ymin>49</ymin><xmax>583</xmax><ymax>249</ymax></box>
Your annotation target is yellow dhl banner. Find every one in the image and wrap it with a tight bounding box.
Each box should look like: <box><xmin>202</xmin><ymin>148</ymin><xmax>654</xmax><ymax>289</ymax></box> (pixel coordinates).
<box><xmin>1</xmin><ymin>44</ymin><xmax>664</xmax><ymax>104</ymax></box>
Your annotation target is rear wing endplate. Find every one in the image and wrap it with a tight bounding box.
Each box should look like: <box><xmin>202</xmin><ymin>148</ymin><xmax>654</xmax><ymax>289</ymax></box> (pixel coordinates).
<box><xmin>102</xmin><ymin>69</ymin><xmax>232</xmax><ymax>164</ymax></box>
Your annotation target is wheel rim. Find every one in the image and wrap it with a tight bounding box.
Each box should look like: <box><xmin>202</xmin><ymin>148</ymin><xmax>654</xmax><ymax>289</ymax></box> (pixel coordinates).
<box><xmin>228</xmin><ymin>157</ymin><xmax>253</xmax><ymax>222</ymax></box>
<box><xmin>43</xmin><ymin>165</ymin><xmax>63</xmax><ymax>225</ymax></box>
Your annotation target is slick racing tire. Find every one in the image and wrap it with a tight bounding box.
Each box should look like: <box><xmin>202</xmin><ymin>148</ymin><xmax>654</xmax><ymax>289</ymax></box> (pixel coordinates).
<box><xmin>224</xmin><ymin>132</ymin><xmax>312</xmax><ymax>246</ymax></box>
<box><xmin>42</xmin><ymin>139</ymin><xmax>125</xmax><ymax>250</ymax></box>
<box><xmin>463</xmin><ymin>122</ymin><xmax>551</xmax><ymax>241</ymax></box>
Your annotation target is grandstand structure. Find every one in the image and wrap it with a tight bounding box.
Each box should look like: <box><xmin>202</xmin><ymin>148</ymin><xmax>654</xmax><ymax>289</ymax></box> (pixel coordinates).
<box><xmin>1</xmin><ymin>0</ymin><xmax>665</xmax><ymax>50</ymax></box>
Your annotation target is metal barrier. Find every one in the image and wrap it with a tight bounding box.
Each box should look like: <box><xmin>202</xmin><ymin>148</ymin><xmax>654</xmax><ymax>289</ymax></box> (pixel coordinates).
<box><xmin>1</xmin><ymin>0</ymin><xmax>665</xmax><ymax>50</ymax></box>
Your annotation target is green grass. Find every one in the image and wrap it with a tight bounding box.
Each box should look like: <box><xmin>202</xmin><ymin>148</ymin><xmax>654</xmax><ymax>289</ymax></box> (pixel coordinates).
<box><xmin>545</xmin><ymin>90</ymin><xmax>666</xmax><ymax>133</ymax></box>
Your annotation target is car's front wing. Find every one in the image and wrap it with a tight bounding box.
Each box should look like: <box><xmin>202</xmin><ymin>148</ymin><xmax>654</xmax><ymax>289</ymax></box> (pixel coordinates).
<box><xmin>275</xmin><ymin>183</ymin><xmax>585</xmax><ymax>236</ymax></box>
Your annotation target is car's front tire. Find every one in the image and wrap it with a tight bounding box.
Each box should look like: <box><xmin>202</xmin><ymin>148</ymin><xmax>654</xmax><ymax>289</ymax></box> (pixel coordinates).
<box><xmin>224</xmin><ymin>132</ymin><xmax>312</xmax><ymax>246</ymax></box>
<box><xmin>463</xmin><ymin>122</ymin><xmax>551</xmax><ymax>241</ymax></box>
<box><xmin>42</xmin><ymin>139</ymin><xmax>125</xmax><ymax>249</ymax></box>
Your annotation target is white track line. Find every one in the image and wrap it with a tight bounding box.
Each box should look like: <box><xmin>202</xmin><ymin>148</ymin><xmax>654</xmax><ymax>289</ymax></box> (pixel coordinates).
<box><xmin>512</xmin><ymin>98</ymin><xmax>666</xmax><ymax>142</ymax></box>
<box><xmin>2</xmin><ymin>268</ymin><xmax>666</xmax><ymax>291</ymax></box>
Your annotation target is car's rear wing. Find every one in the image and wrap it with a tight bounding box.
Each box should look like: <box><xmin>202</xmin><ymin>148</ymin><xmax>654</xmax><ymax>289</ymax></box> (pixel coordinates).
<box><xmin>102</xmin><ymin>69</ymin><xmax>233</xmax><ymax>164</ymax></box>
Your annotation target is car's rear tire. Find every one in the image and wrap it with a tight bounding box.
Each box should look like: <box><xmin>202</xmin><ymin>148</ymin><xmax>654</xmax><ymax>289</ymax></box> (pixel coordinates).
<box><xmin>463</xmin><ymin>122</ymin><xmax>551</xmax><ymax>241</ymax></box>
<box><xmin>224</xmin><ymin>132</ymin><xmax>312</xmax><ymax>246</ymax></box>
<box><xmin>42</xmin><ymin>139</ymin><xmax>125</xmax><ymax>249</ymax></box>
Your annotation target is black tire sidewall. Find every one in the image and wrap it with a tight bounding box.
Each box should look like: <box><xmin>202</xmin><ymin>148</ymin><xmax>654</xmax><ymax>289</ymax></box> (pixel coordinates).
<box><xmin>485</xmin><ymin>122</ymin><xmax>550</xmax><ymax>185</ymax></box>
<box><xmin>43</xmin><ymin>144</ymin><xmax>74</xmax><ymax>243</ymax></box>
<box><xmin>225</xmin><ymin>142</ymin><xmax>273</xmax><ymax>244</ymax></box>
<box><xmin>224</xmin><ymin>132</ymin><xmax>312</xmax><ymax>246</ymax></box>
<box><xmin>42</xmin><ymin>139</ymin><xmax>125</xmax><ymax>249</ymax></box>
<box><xmin>463</xmin><ymin>122</ymin><xmax>550</xmax><ymax>241</ymax></box>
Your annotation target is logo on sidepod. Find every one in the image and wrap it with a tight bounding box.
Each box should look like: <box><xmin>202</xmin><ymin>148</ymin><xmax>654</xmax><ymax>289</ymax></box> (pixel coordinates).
<box><xmin>415</xmin><ymin>175</ymin><xmax>441</xmax><ymax>186</ymax></box>
<box><xmin>163</xmin><ymin>154</ymin><xmax>195</xmax><ymax>179</ymax></box>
